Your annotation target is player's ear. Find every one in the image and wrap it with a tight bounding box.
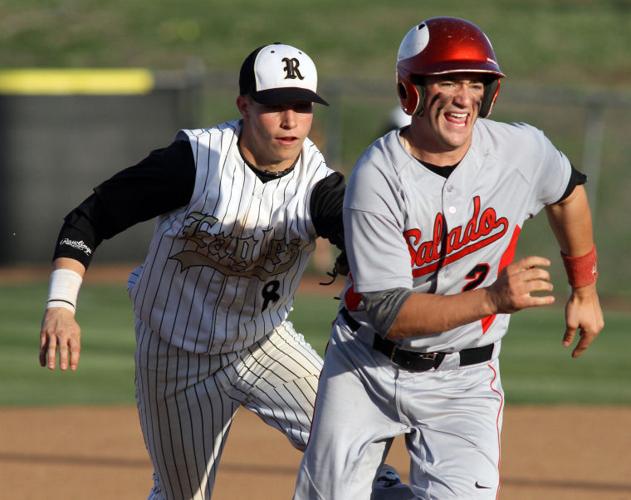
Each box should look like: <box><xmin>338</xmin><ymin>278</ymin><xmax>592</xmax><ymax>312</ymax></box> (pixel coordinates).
<box><xmin>236</xmin><ymin>95</ymin><xmax>250</xmax><ymax>118</ymax></box>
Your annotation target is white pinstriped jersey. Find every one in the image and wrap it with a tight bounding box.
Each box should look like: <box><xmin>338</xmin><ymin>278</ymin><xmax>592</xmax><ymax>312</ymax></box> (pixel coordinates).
<box><xmin>343</xmin><ymin>119</ymin><xmax>572</xmax><ymax>352</ymax></box>
<box><xmin>130</xmin><ymin>120</ymin><xmax>334</xmax><ymax>354</ymax></box>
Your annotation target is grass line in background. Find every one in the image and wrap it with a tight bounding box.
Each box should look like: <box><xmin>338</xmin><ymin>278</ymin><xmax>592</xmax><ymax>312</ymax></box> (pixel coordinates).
<box><xmin>1</xmin><ymin>283</ymin><xmax>628</xmax><ymax>406</ymax></box>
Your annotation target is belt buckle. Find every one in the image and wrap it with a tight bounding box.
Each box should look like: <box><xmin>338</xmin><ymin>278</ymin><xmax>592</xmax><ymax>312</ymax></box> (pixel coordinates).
<box><xmin>389</xmin><ymin>345</ymin><xmax>437</xmax><ymax>362</ymax></box>
<box><xmin>419</xmin><ymin>352</ymin><xmax>439</xmax><ymax>361</ymax></box>
<box><xmin>390</xmin><ymin>347</ymin><xmax>440</xmax><ymax>372</ymax></box>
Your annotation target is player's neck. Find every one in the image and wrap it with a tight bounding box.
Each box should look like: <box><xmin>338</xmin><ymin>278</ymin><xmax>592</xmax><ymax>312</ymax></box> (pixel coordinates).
<box><xmin>238</xmin><ymin>138</ymin><xmax>298</xmax><ymax>177</ymax></box>
<box><xmin>238</xmin><ymin>140</ymin><xmax>298</xmax><ymax>177</ymax></box>
<box><xmin>400</xmin><ymin>126</ymin><xmax>470</xmax><ymax>167</ymax></box>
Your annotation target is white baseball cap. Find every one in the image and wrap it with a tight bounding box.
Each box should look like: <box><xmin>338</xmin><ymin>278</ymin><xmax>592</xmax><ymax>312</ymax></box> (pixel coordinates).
<box><xmin>239</xmin><ymin>43</ymin><xmax>328</xmax><ymax>106</ymax></box>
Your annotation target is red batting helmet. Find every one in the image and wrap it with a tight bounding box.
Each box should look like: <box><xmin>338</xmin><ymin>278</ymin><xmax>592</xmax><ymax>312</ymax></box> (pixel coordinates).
<box><xmin>396</xmin><ymin>17</ymin><xmax>505</xmax><ymax>118</ymax></box>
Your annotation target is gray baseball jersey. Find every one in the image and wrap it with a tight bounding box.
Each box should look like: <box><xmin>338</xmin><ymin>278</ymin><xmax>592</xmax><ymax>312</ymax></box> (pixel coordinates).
<box><xmin>130</xmin><ymin>120</ymin><xmax>333</xmax><ymax>355</ymax></box>
<box><xmin>342</xmin><ymin>119</ymin><xmax>571</xmax><ymax>351</ymax></box>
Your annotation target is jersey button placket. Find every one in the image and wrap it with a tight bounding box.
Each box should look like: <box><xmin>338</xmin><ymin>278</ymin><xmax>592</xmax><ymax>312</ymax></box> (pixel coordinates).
<box><xmin>443</xmin><ymin>183</ymin><xmax>457</xmax><ymax>215</ymax></box>
<box><xmin>442</xmin><ymin>186</ymin><xmax>459</xmax><ymax>284</ymax></box>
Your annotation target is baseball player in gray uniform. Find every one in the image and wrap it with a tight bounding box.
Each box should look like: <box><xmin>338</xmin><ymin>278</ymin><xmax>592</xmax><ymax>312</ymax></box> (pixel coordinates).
<box><xmin>294</xmin><ymin>17</ymin><xmax>604</xmax><ymax>499</ymax></box>
<box><xmin>39</xmin><ymin>43</ymin><xmax>344</xmax><ymax>499</ymax></box>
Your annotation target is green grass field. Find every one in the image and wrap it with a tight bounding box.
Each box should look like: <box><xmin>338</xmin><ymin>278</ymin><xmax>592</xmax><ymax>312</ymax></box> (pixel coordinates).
<box><xmin>1</xmin><ymin>282</ymin><xmax>629</xmax><ymax>407</ymax></box>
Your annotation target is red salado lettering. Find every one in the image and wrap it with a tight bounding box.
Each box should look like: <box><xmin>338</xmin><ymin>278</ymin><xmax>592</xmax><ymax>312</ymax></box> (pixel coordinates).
<box><xmin>403</xmin><ymin>196</ymin><xmax>508</xmax><ymax>276</ymax></box>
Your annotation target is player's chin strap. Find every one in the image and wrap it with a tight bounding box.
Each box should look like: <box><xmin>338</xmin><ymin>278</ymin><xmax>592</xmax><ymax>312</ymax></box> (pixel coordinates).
<box><xmin>319</xmin><ymin>251</ymin><xmax>349</xmax><ymax>286</ymax></box>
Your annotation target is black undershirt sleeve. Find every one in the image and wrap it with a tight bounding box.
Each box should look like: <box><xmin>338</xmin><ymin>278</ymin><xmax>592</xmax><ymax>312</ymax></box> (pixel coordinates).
<box><xmin>309</xmin><ymin>172</ymin><xmax>346</xmax><ymax>251</ymax></box>
<box><xmin>53</xmin><ymin>137</ymin><xmax>196</xmax><ymax>267</ymax></box>
<box><xmin>554</xmin><ymin>163</ymin><xmax>587</xmax><ymax>204</ymax></box>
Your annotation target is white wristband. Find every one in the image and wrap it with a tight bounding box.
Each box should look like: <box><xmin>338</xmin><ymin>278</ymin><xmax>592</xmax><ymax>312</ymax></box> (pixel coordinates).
<box><xmin>46</xmin><ymin>269</ymin><xmax>83</xmax><ymax>314</ymax></box>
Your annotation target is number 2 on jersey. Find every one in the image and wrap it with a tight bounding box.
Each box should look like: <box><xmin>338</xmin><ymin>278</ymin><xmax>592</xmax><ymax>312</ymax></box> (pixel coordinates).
<box><xmin>462</xmin><ymin>263</ymin><xmax>490</xmax><ymax>292</ymax></box>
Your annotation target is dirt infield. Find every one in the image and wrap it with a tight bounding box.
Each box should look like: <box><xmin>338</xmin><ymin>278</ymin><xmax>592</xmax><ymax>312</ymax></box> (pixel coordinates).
<box><xmin>1</xmin><ymin>406</ymin><xmax>630</xmax><ymax>499</ymax></box>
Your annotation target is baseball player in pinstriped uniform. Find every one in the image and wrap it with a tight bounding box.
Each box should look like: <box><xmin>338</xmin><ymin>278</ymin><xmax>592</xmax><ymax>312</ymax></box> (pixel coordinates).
<box><xmin>295</xmin><ymin>17</ymin><xmax>604</xmax><ymax>499</ymax></box>
<box><xmin>39</xmin><ymin>42</ymin><xmax>409</xmax><ymax>500</ymax></box>
<box><xmin>38</xmin><ymin>43</ymin><xmax>334</xmax><ymax>499</ymax></box>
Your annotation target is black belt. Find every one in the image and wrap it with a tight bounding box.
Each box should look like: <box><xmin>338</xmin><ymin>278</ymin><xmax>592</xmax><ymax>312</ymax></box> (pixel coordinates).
<box><xmin>339</xmin><ymin>308</ymin><xmax>494</xmax><ymax>372</ymax></box>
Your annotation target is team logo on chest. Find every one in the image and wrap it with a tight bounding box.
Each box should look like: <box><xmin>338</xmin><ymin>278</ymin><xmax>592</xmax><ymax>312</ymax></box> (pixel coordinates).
<box><xmin>403</xmin><ymin>196</ymin><xmax>508</xmax><ymax>277</ymax></box>
<box><xmin>169</xmin><ymin>212</ymin><xmax>304</xmax><ymax>280</ymax></box>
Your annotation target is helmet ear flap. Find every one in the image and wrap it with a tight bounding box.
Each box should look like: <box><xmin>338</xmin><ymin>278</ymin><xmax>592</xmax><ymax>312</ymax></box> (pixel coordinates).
<box><xmin>397</xmin><ymin>79</ymin><xmax>421</xmax><ymax>116</ymax></box>
<box><xmin>480</xmin><ymin>79</ymin><xmax>501</xmax><ymax>118</ymax></box>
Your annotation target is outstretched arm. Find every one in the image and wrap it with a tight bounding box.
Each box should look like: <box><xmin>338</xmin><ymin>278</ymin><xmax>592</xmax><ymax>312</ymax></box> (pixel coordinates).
<box><xmin>545</xmin><ymin>185</ymin><xmax>604</xmax><ymax>357</ymax></box>
<box><xmin>38</xmin><ymin>137</ymin><xmax>196</xmax><ymax>371</ymax></box>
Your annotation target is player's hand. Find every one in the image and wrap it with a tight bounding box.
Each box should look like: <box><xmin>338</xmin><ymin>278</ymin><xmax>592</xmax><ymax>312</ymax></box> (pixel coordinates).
<box><xmin>562</xmin><ymin>283</ymin><xmax>604</xmax><ymax>358</ymax></box>
<box><xmin>39</xmin><ymin>308</ymin><xmax>81</xmax><ymax>371</ymax></box>
<box><xmin>487</xmin><ymin>256</ymin><xmax>555</xmax><ymax>314</ymax></box>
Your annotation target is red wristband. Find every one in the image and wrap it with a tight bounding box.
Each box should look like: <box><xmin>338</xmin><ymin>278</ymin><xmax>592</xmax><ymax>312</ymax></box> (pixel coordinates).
<box><xmin>561</xmin><ymin>245</ymin><xmax>598</xmax><ymax>288</ymax></box>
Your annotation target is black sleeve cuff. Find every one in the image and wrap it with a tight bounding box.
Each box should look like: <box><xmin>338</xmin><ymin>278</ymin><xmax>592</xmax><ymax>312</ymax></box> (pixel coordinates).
<box><xmin>555</xmin><ymin>164</ymin><xmax>587</xmax><ymax>204</ymax></box>
<box><xmin>53</xmin><ymin>197</ymin><xmax>103</xmax><ymax>267</ymax></box>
